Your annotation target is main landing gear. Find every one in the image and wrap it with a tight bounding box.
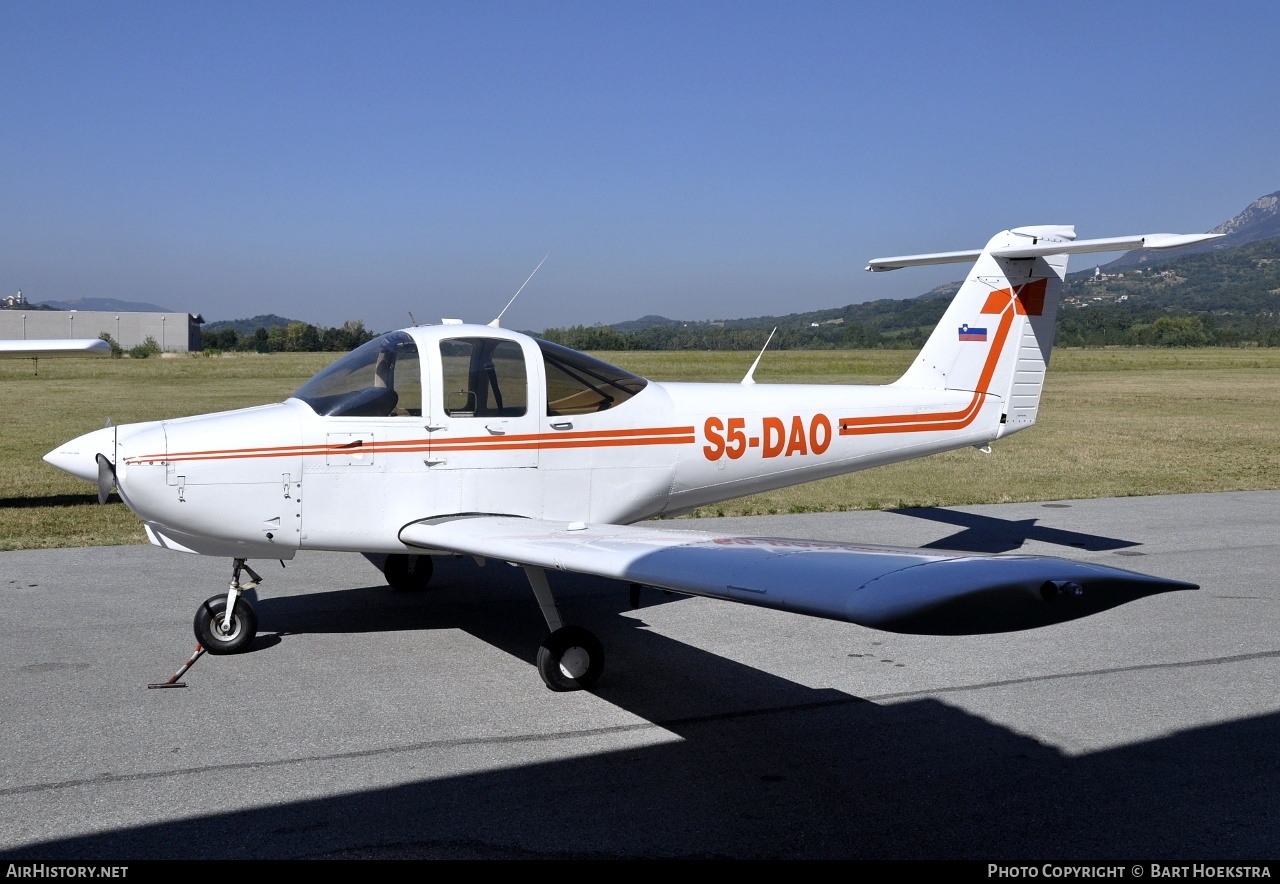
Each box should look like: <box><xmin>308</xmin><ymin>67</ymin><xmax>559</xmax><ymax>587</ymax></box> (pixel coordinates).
<box><xmin>524</xmin><ymin>566</ymin><xmax>604</xmax><ymax>691</ymax></box>
<box><xmin>193</xmin><ymin>558</ymin><xmax>262</xmax><ymax>655</ymax></box>
<box><xmin>383</xmin><ymin>553</ymin><xmax>434</xmax><ymax>591</ymax></box>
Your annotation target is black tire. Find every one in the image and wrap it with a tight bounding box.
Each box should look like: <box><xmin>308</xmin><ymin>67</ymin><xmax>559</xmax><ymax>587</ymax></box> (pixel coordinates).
<box><xmin>536</xmin><ymin>626</ymin><xmax>604</xmax><ymax>692</ymax></box>
<box><xmin>193</xmin><ymin>594</ymin><xmax>258</xmax><ymax>655</ymax></box>
<box><xmin>384</xmin><ymin>554</ymin><xmax>434</xmax><ymax>591</ymax></box>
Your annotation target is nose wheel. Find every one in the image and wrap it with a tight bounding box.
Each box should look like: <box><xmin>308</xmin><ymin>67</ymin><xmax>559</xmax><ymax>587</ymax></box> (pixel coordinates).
<box><xmin>194</xmin><ymin>594</ymin><xmax>258</xmax><ymax>654</ymax></box>
<box><xmin>192</xmin><ymin>558</ymin><xmax>261</xmax><ymax>655</ymax></box>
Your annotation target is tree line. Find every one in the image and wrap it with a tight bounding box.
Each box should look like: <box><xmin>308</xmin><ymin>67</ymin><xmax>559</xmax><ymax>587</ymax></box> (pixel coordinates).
<box><xmin>541</xmin><ymin>306</ymin><xmax>1280</xmax><ymax>352</ymax></box>
<box><xmin>193</xmin><ymin>306</ymin><xmax>1278</xmax><ymax>356</ymax></box>
<box><xmin>200</xmin><ymin>320</ymin><xmax>377</xmax><ymax>353</ymax></box>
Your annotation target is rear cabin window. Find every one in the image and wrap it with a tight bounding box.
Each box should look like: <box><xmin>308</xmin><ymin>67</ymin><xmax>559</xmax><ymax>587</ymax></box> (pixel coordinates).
<box><xmin>536</xmin><ymin>339</ymin><xmax>648</xmax><ymax>416</ymax></box>
<box><xmin>439</xmin><ymin>338</ymin><xmax>528</xmax><ymax>417</ymax></box>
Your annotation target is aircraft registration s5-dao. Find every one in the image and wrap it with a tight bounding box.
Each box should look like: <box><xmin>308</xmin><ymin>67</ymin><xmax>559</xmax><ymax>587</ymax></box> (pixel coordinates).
<box><xmin>46</xmin><ymin>226</ymin><xmax>1218</xmax><ymax>691</ymax></box>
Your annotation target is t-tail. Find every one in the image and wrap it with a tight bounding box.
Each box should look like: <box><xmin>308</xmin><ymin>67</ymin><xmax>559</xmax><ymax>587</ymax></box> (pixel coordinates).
<box><xmin>868</xmin><ymin>226</ymin><xmax>1222</xmax><ymax>438</ymax></box>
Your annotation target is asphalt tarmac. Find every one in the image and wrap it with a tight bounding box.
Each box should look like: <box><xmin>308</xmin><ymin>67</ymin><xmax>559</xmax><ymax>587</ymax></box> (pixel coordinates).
<box><xmin>1</xmin><ymin>491</ymin><xmax>1277</xmax><ymax>860</ymax></box>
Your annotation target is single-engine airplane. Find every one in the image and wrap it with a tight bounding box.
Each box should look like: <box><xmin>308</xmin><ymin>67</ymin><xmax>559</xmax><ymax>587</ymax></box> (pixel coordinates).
<box><xmin>0</xmin><ymin>338</ymin><xmax>112</xmax><ymax>360</ymax></box>
<box><xmin>45</xmin><ymin>226</ymin><xmax>1218</xmax><ymax>690</ymax></box>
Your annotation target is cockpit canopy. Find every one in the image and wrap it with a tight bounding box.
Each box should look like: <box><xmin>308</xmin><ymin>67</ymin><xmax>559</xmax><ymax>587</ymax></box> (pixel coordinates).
<box><xmin>293</xmin><ymin>331</ymin><xmax>422</xmax><ymax>417</ymax></box>
<box><xmin>291</xmin><ymin>329</ymin><xmax>648</xmax><ymax>419</ymax></box>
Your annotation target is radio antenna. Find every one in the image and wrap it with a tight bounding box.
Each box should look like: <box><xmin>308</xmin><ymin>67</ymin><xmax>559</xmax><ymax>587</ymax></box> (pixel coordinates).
<box><xmin>489</xmin><ymin>255</ymin><xmax>548</xmax><ymax>328</ymax></box>
<box><xmin>741</xmin><ymin>328</ymin><xmax>777</xmax><ymax>385</ymax></box>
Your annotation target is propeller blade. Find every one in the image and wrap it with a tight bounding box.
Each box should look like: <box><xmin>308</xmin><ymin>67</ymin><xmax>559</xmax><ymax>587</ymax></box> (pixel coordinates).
<box><xmin>95</xmin><ymin>453</ymin><xmax>116</xmax><ymax>505</ymax></box>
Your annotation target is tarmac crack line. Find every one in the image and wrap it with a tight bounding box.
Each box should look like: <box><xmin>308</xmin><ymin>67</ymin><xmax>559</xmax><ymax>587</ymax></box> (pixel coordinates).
<box><xmin>865</xmin><ymin>647</ymin><xmax>1280</xmax><ymax>702</ymax></box>
<box><xmin>2</xmin><ymin>649</ymin><xmax>1275</xmax><ymax>799</ymax></box>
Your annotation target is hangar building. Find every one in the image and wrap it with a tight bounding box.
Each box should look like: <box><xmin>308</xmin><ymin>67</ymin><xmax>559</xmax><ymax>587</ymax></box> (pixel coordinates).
<box><xmin>0</xmin><ymin>310</ymin><xmax>205</xmax><ymax>352</ymax></box>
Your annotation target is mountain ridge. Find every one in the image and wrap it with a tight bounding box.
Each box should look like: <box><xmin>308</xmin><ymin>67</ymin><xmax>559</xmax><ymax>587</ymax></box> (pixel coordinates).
<box><xmin>35</xmin><ymin>296</ymin><xmax>177</xmax><ymax>313</ymax></box>
<box><xmin>587</xmin><ymin>189</ymin><xmax>1280</xmax><ymax>333</ymax></box>
<box><xmin>1098</xmin><ymin>190</ymin><xmax>1280</xmax><ymax>270</ymax></box>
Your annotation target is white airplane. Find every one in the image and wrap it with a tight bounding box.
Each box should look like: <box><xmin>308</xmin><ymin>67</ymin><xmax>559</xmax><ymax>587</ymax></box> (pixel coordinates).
<box><xmin>44</xmin><ymin>226</ymin><xmax>1218</xmax><ymax>691</ymax></box>
<box><xmin>0</xmin><ymin>338</ymin><xmax>112</xmax><ymax>359</ymax></box>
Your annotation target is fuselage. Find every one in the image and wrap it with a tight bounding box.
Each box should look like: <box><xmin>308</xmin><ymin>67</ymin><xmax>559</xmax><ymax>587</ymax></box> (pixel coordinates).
<box><xmin>45</xmin><ymin>323</ymin><xmax>1007</xmax><ymax>559</ymax></box>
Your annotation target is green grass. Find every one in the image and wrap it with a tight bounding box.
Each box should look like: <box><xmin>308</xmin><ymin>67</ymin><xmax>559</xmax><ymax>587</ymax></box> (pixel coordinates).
<box><xmin>1</xmin><ymin>352</ymin><xmax>329</xmax><ymax>550</ymax></box>
<box><xmin>3</xmin><ymin>348</ymin><xmax>1278</xmax><ymax>548</ymax></box>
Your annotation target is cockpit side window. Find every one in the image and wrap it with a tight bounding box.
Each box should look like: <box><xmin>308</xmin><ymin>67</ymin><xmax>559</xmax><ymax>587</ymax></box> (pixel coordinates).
<box><xmin>537</xmin><ymin>338</ymin><xmax>648</xmax><ymax>416</ymax></box>
<box><xmin>293</xmin><ymin>332</ymin><xmax>422</xmax><ymax>417</ymax></box>
<box><xmin>439</xmin><ymin>337</ymin><xmax>528</xmax><ymax>417</ymax></box>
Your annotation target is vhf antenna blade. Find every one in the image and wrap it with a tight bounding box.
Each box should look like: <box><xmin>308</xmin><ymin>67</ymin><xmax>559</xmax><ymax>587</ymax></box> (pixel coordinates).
<box><xmin>741</xmin><ymin>328</ymin><xmax>777</xmax><ymax>385</ymax></box>
<box><xmin>489</xmin><ymin>255</ymin><xmax>548</xmax><ymax>328</ymax></box>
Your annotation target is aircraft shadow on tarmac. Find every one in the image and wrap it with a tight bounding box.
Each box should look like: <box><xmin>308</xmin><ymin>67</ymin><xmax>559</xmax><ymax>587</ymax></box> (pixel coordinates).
<box><xmin>0</xmin><ymin>493</ymin><xmax>104</xmax><ymax>509</ymax></box>
<box><xmin>893</xmin><ymin>507</ymin><xmax>1142</xmax><ymax>554</ymax></box>
<box><xmin>3</xmin><ymin>555</ymin><xmax>1276</xmax><ymax>860</ymax></box>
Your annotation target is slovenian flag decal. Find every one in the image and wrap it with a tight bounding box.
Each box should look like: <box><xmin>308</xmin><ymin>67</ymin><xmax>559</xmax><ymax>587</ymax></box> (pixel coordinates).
<box><xmin>958</xmin><ymin>324</ymin><xmax>987</xmax><ymax>342</ymax></box>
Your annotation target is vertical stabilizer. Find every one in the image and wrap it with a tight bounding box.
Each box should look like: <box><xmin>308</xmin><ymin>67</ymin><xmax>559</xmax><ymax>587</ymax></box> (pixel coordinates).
<box><xmin>892</xmin><ymin>226</ymin><xmax>1070</xmax><ymax>437</ymax></box>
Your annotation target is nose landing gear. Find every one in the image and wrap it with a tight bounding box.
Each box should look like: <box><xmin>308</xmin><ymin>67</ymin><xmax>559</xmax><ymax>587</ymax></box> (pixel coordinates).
<box><xmin>193</xmin><ymin>558</ymin><xmax>262</xmax><ymax>654</ymax></box>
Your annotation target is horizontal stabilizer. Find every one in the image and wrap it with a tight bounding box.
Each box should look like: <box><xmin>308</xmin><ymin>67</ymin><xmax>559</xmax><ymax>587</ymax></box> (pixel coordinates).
<box><xmin>401</xmin><ymin>516</ymin><xmax>1196</xmax><ymax>635</ymax></box>
<box><xmin>867</xmin><ymin>231</ymin><xmax>1223</xmax><ymax>271</ymax></box>
<box><xmin>864</xmin><ymin>248</ymin><xmax>985</xmax><ymax>272</ymax></box>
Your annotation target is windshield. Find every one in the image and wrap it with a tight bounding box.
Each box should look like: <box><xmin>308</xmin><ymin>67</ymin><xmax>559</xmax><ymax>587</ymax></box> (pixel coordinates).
<box><xmin>293</xmin><ymin>331</ymin><xmax>422</xmax><ymax>417</ymax></box>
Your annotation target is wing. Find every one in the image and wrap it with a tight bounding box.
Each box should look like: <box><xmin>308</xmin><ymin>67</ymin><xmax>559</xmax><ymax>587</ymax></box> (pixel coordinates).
<box><xmin>400</xmin><ymin>516</ymin><xmax>1196</xmax><ymax>635</ymax></box>
<box><xmin>0</xmin><ymin>338</ymin><xmax>112</xmax><ymax>358</ymax></box>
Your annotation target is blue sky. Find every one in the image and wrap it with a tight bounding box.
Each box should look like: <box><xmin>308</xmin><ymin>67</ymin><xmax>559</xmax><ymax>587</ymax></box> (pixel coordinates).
<box><xmin>2</xmin><ymin>1</ymin><xmax>1276</xmax><ymax>332</ymax></box>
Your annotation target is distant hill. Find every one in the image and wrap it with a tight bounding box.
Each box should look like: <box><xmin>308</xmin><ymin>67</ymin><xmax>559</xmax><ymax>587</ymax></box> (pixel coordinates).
<box><xmin>586</xmin><ymin>188</ymin><xmax>1280</xmax><ymax>339</ymax></box>
<box><xmin>914</xmin><ymin>281</ymin><xmax>962</xmax><ymax>301</ymax></box>
<box><xmin>36</xmin><ymin>296</ymin><xmax>176</xmax><ymax>313</ymax></box>
<box><xmin>544</xmin><ymin>294</ymin><xmax>954</xmax><ymax>352</ymax></box>
<box><xmin>1063</xmin><ymin>236</ymin><xmax>1280</xmax><ymax>313</ymax></box>
<box><xmin>1101</xmin><ymin>190</ymin><xmax>1280</xmax><ymax>270</ymax></box>
<box><xmin>540</xmin><ymin>192</ymin><xmax>1280</xmax><ymax>351</ymax></box>
<box><xmin>202</xmin><ymin>314</ymin><xmax>303</xmax><ymax>335</ymax></box>
<box><xmin>611</xmin><ymin>314</ymin><xmax>685</xmax><ymax>332</ymax></box>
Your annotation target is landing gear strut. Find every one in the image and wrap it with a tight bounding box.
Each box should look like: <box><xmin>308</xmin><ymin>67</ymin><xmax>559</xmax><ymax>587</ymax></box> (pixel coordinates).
<box><xmin>193</xmin><ymin>558</ymin><xmax>261</xmax><ymax>655</ymax></box>
<box><xmin>524</xmin><ymin>566</ymin><xmax>603</xmax><ymax>691</ymax></box>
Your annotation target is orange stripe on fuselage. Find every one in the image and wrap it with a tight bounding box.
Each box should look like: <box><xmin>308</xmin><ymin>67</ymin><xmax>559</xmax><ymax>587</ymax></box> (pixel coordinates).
<box><xmin>124</xmin><ymin>425</ymin><xmax>697</xmax><ymax>465</ymax></box>
<box><xmin>837</xmin><ymin>295</ymin><xmax>1019</xmax><ymax>436</ymax></box>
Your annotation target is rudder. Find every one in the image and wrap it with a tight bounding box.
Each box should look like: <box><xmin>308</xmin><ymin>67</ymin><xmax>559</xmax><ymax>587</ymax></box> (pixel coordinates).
<box><xmin>893</xmin><ymin>226</ymin><xmax>1070</xmax><ymax>437</ymax></box>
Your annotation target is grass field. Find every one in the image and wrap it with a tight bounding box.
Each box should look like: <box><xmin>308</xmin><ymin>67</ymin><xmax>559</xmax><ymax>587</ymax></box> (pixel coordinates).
<box><xmin>3</xmin><ymin>347</ymin><xmax>1278</xmax><ymax>549</ymax></box>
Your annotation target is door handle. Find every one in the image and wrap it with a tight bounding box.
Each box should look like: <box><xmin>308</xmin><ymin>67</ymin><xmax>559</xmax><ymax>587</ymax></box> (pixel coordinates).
<box><xmin>550</xmin><ymin>421</ymin><xmax>573</xmax><ymax>430</ymax></box>
<box><xmin>485</xmin><ymin>424</ymin><xmax>506</xmax><ymax>435</ymax></box>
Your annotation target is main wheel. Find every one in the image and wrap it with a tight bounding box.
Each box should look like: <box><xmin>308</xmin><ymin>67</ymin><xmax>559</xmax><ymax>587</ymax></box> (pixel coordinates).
<box><xmin>384</xmin><ymin>554</ymin><xmax>434</xmax><ymax>591</ymax></box>
<box><xmin>537</xmin><ymin>626</ymin><xmax>604</xmax><ymax>691</ymax></box>
<box><xmin>193</xmin><ymin>594</ymin><xmax>258</xmax><ymax>655</ymax></box>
